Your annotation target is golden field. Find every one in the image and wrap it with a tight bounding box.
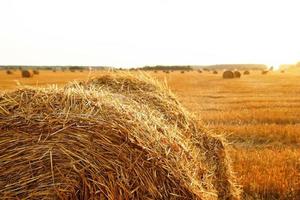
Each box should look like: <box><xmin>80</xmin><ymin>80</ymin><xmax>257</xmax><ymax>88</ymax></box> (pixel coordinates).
<box><xmin>1</xmin><ymin>69</ymin><xmax>300</xmax><ymax>199</ymax></box>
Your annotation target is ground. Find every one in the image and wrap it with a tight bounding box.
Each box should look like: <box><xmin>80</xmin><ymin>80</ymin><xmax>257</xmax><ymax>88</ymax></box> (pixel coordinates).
<box><xmin>1</xmin><ymin>69</ymin><xmax>299</xmax><ymax>199</ymax></box>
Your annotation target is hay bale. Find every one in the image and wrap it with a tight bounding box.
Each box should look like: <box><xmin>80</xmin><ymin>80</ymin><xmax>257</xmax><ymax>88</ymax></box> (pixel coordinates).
<box><xmin>6</xmin><ymin>70</ymin><xmax>13</xmax><ymax>75</ymax></box>
<box><xmin>281</xmin><ymin>70</ymin><xmax>285</xmax><ymax>73</ymax></box>
<box><xmin>243</xmin><ymin>71</ymin><xmax>250</xmax><ymax>75</ymax></box>
<box><xmin>0</xmin><ymin>74</ymin><xmax>240</xmax><ymax>199</ymax></box>
<box><xmin>180</xmin><ymin>70</ymin><xmax>185</xmax><ymax>74</ymax></box>
<box><xmin>21</xmin><ymin>70</ymin><xmax>32</xmax><ymax>78</ymax></box>
<box><xmin>213</xmin><ymin>70</ymin><xmax>218</xmax><ymax>74</ymax></box>
<box><xmin>197</xmin><ymin>70</ymin><xmax>202</xmax><ymax>73</ymax></box>
<box><xmin>33</xmin><ymin>70</ymin><xmax>39</xmax><ymax>75</ymax></box>
<box><xmin>233</xmin><ymin>71</ymin><xmax>241</xmax><ymax>78</ymax></box>
<box><xmin>262</xmin><ymin>70</ymin><xmax>268</xmax><ymax>75</ymax></box>
<box><xmin>222</xmin><ymin>70</ymin><xmax>234</xmax><ymax>79</ymax></box>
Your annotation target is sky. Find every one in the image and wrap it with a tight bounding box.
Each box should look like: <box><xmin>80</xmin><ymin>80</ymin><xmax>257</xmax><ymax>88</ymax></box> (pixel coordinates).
<box><xmin>0</xmin><ymin>0</ymin><xmax>299</xmax><ymax>68</ymax></box>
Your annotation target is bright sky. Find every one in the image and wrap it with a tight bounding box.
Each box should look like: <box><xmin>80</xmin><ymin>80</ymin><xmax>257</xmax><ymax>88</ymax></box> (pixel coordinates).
<box><xmin>0</xmin><ymin>0</ymin><xmax>299</xmax><ymax>68</ymax></box>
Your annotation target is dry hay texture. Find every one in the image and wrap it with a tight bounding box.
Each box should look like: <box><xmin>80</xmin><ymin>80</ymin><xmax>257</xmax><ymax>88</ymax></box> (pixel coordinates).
<box><xmin>233</xmin><ymin>71</ymin><xmax>241</xmax><ymax>78</ymax></box>
<box><xmin>6</xmin><ymin>70</ymin><xmax>13</xmax><ymax>75</ymax></box>
<box><xmin>21</xmin><ymin>70</ymin><xmax>32</xmax><ymax>78</ymax></box>
<box><xmin>243</xmin><ymin>71</ymin><xmax>250</xmax><ymax>75</ymax></box>
<box><xmin>33</xmin><ymin>70</ymin><xmax>40</xmax><ymax>75</ymax></box>
<box><xmin>0</xmin><ymin>73</ymin><xmax>240</xmax><ymax>200</ymax></box>
<box><xmin>222</xmin><ymin>71</ymin><xmax>234</xmax><ymax>79</ymax></box>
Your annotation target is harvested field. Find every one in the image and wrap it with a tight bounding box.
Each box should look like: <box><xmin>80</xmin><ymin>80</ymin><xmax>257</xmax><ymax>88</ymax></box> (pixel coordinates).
<box><xmin>0</xmin><ymin>69</ymin><xmax>300</xmax><ymax>199</ymax></box>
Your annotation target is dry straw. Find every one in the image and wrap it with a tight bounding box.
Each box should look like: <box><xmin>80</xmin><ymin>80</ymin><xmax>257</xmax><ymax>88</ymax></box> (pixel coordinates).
<box><xmin>233</xmin><ymin>71</ymin><xmax>241</xmax><ymax>78</ymax></box>
<box><xmin>0</xmin><ymin>73</ymin><xmax>240</xmax><ymax>199</ymax></box>
<box><xmin>222</xmin><ymin>71</ymin><xmax>234</xmax><ymax>79</ymax></box>
<box><xmin>6</xmin><ymin>70</ymin><xmax>13</xmax><ymax>75</ymax></box>
<box><xmin>33</xmin><ymin>70</ymin><xmax>40</xmax><ymax>75</ymax></box>
<box><xmin>21</xmin><ymin>70</ymin><xmax>32</xmax><ymax>78</ymax></box>
<box><xmin>243</xmin><ymin>71</ymin><xmax>250</xmax><ymax>75</ymax></box>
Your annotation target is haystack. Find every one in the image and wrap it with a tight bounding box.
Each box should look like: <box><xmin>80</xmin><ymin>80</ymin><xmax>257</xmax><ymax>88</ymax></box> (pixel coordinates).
<box><xmin>197</xmin><ymin>70</ymin><xmax>202</xmax><ymax>73</ymax></box>
<box><xmin>0</xmin><ymin>73</ymin><xmax>240</xmax><ymax>200</ymax></box>
<box><xmin>213</xmin><ymin>71</ymin><xmax>218</xmax><ymax>74</ymax></box>
<box><xmin>21</xmin><ymin>70</ymin><xmax>32</xmax><ymax>78</ymax></box>
<box><xmin>243</xmin><ymin>71</ymin><xmax>250</xmax><ymax>75</ymax></box>
<box><xmin>6</xmin><ymin>70</ymin><xmax>13</xmax><ymax>75</ymax></box>
<box><xmin>233</xmin><ymin>71</ymin><xmax>241</xmax><ymax>78</ymax></box>
<box><xmin>33</xmin><ymin>70</ymin><xmax>39</xmax><ymax>75</ymax></box>
<box><xmin>262</xmin><ymin>70</ymin><xmax>268</xmax><ymax>75</ymax></box>
<box><xmin>222</xmin><ymin>70</ymin><xmax>234</xmax><ymax>79</ymax></box>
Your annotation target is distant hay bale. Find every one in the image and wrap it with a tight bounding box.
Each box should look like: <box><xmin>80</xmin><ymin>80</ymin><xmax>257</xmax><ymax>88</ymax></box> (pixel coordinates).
<box><xmin>21</xmin><ymin>70</ymin><xmax>32</xmax><ymax>78</ymax></box>
<box><xmin>0</xmin><ymin>74</ymin><xmax>240</xmax><ymax>199</ymax></box>
<box><xmin>213</xmin><ymin>70</ymin><xmax>218</xmax><ymax>74</ymax></box>
<box><xmin>233</xmin><ymin>71</ymin><xmax>241</xmax><ymax>78</ymax></box>
<box><xmin>70</xmin><ymin>69</ymin><xmax>75</xmax><ymax>72</ymax></box>
<box><xmin>223</xmin><ymin>70</ymin><xmax>234</xmax><ymax>79</ymax></box>
<box><xmin>243</xmin><ymin>70</ymin><xmax>250</xmax><ymax>75</ymax></box>
<box><xmin>262</xmin><ymin>70</ymin><xmax>268</xmax><ymax>75</ymax></box>
<box><xmin>33</xmin><ymin>70</ymin><xmax>39</xmax><ymax>75</ymax></box>
<box><xmin>281</xmin><ymin>70</ymin><xmax>285</xmax><ymax>73</ymax></box>
<box><xmin>153</xmin><ymin>70</ymin><xmax>158</xmax><ymax>73</ymax></box>
<box><xmin>197</xmin><ymin>70</ymin><xmax>202</xmax><ymax>73</ymax></box>
<box><xmin>52</xmin><ymin>69</ymin><xmax>56</xmax><ymax>72</ymax></box>
<box><xmin>181</xmin><ymin>70</ymin><xmax>185</xmax><ymax>73</ymax></box>
<box><xmin>6</xmin><ymin>70</ymin><xmax>13</xmax><ymax>75</ymax></box>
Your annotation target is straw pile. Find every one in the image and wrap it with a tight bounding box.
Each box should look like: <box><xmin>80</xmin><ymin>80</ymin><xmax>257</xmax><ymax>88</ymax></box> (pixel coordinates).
<box><xmin>21</xmin><ymin>70</ymin><xmax>32</xmax><ymax>78</ymax></box>
<box><xmin>233</xmin><ymin>71</ymin><xmax>241</xmax><ymax>78</ymax></box>
<box><xmin>6</xmin><ymin>70</ymin><xmax>13</xmax><ymax>75</ymax></box>
<box><xmin>222</xmin><ymin>71</ymin><xmax>234</xmax><ymax>79</ymax></box>
<box><xmin>0</xmin><ymin>73</ymin><xmax>240</xmax><ymax>199</ymax></box>
<box><xmin>33</xmin><ymin>70</ymin><xmax>40</xmax><ymax>75</ymax></box>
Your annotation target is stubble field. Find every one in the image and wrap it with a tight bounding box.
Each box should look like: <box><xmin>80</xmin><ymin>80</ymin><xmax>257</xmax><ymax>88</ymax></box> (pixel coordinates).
<box><xmin>1</xmin><ymin>69</ymin><xmax>299</xmax><ymax>199</ymax></box>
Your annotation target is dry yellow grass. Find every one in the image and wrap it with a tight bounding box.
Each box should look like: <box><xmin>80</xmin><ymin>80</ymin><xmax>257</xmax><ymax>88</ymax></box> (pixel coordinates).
<box><xmin>1</xmin><ymin>68</ymin><xmax>300</xmax><ymax>199</ymax></box>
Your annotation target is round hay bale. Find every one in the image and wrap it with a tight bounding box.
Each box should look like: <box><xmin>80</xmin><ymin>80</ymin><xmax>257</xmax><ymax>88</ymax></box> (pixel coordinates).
<box><xmin>281</xmin><ymin>70</ymin><xmax>285</xmax><ymax>73</ymax></box>
<box><xmin>21</xmin><ymin>70</ymin><xmax>32</xmax><ymax>78</ymax></box>
<box><xmin>0</xmin><ymin>74</ymin><xmax>240</xmax><ymax>199</ymax></box>
<box><xmin>213</xmin><ymin>70</ymin><xmax>218</xmax><ymax>74</ymax></box>
<box><xmin>222</xmin><ymin>70</ymin><xmax>234</xmax><ymax>79</ymax></box>
<box><xmin>243</xmin><ymin>70</ymin><xmax>250</xmax><ymax>75</ymax></box>
<box><xmin>197</xmin><ymin>70</ymin><xmax>202</xmax><ymax>73</ymax></box>
<box><xmin>33</xmin><ymin>70</ymin><xmax>39</xmax><ymax>75</ymax></box>
<box><xmin>262</xmin><ymin>70</ymin><xmax>268</xmax><ymax>75</ymax></box>
<box><xmin>180</xmin><ymin>70</ymin><xmax>185</xmax><ymax>74</ymax></box>
<box><xmin>233</xmin><ymin>71</ymin><xmax>241</xmax><ymax>78</ymax></box>
<box><xmin>6</xmin><ymin>70</ymin><xmax>13</xmax><ymax>75</ymax></box>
